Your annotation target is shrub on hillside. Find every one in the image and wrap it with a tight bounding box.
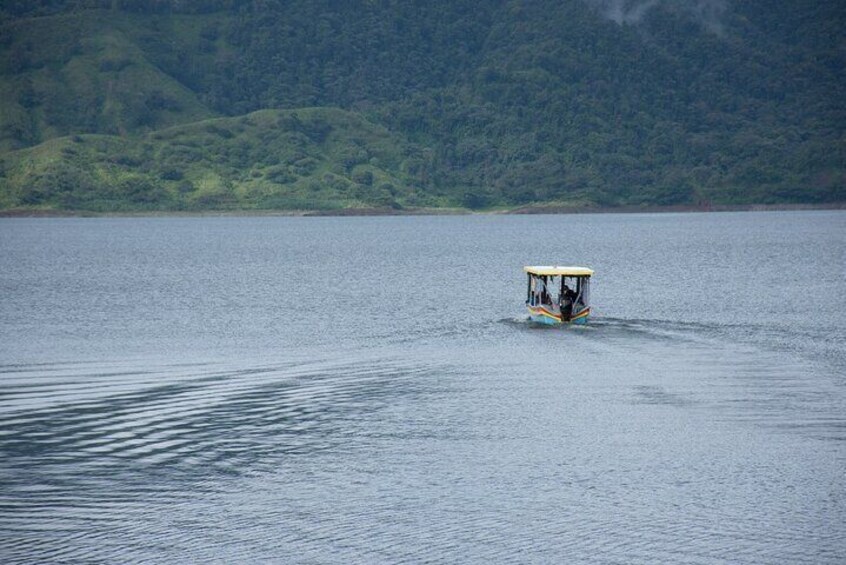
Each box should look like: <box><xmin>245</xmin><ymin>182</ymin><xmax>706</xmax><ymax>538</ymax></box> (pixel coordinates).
<box><xmin>21</xmin><ymin>163</ymin><xmax>97</xmax><ymax>207</ymax></box>
<box><xmin>352</xmin><ymin>169</ymin><xmax>373</xmax><ymax>186</ymax></box>
<box><xmin>119</xmin><ymin>177</ymin><xmax>169</xmax><ymax>205</ymax></box>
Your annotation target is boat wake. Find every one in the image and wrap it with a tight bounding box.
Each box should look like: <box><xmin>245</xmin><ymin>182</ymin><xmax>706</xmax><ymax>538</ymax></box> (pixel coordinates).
<box><xmin>0</xmin><ymin>353</ymin><xmax>459</xmax><ymax>563</ymax></box>
<box><xmin>0</xmin><ymin>354</ymin><xmax>449</xmax><ymax>474</ymax></box>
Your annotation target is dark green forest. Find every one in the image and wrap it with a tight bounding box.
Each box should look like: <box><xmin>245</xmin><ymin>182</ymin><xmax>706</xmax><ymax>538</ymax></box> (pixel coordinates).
<box><xmin>0</xmin><ymin>0</ymin><xmax>843</xmax><ymax>212</ymax></box>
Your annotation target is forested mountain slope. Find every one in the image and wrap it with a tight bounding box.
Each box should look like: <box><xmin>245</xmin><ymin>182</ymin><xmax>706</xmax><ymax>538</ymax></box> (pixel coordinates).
<box><xmin>1</xmin><ymin>0</ymin><xmax>843</xmax><ymax>211</ymax></box>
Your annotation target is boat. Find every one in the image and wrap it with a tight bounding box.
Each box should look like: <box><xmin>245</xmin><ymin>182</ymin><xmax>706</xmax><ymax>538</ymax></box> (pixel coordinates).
<box><xmin>524</xmin><ymin>266</ymin><xmax>594</xmax><ymax>325</ymax></box>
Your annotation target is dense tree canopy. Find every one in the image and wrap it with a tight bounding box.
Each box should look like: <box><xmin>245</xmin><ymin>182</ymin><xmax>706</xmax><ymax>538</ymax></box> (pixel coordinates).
<box><xmin>0</xmin><ymin>0</ymin><xmax>843</xmax><ymax>211</ymax></box>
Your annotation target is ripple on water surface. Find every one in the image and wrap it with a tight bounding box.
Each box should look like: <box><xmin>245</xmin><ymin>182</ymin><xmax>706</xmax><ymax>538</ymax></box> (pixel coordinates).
<box><xmin>1</xmin><ymin>213</ymin><xmax>844</xmax><ymax>563</ymax></box>
<box><xmin>4</xmin><ymin>320</ymin><xmax>843</xmax><ymax>563</ymax></box>
<box><xmin>0</xmin><ymin>354</ymin><xmax>453</xmax><ymax>562</ymax></box>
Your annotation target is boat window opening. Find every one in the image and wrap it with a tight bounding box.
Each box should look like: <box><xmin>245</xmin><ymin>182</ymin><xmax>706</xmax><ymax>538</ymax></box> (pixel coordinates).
<box><xmin>533</xmin><ymin>276</ymin><xmax>539</xmax><ymax>306</ymax></box>
<box><xmin>536</xmin><ymin>276</ymin><xmax>541</xmax><ymax>305</ymax></box>
<box><xmin>530</xmin><ymin>275</ymin><xmax>539</xmax><ymax>306</ymax></box>
<box><xmin>531</xmin><ymin>274</ymin><xmax>558</xmax><ymax>309</ymax></box>
<box><xmin>538</xmin><ymin>277</ymin><xmax>543</xmax><ymax>305</ymax></box>
<box><xmin>573</xmin><ymin>277</ymin><xmax>583</xmax><ymax>306</ymax></box>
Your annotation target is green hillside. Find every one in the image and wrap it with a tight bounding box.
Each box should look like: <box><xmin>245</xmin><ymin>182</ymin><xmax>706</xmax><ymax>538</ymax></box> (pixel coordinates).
<box><xmin>0</xmin><ymin>9</ymin><xmax>218</xmax><ymax>151</ymax></box>
<box><xmin>0</xmin><ymin>108</ymin><xmax>440</xmax><ymax>211</ymax></box>
<box><xmin>0</xmin><ymin>1</ymin><xmax>843</xmax><ymax>212</ymax></box>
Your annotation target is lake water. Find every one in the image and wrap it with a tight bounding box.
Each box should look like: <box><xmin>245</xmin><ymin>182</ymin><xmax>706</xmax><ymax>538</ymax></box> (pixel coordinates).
<box><xmin>1</xmin><ymin>211</ymin><xmax>844</xmax><ymax>563</ymax></box>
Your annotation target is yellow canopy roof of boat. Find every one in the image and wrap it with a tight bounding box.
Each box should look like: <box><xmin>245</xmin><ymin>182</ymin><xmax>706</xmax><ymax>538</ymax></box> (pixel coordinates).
<box><xmin>524</xmin><ymin>266</ymin><xmax>594</xmax><ymax>276</ymax></box>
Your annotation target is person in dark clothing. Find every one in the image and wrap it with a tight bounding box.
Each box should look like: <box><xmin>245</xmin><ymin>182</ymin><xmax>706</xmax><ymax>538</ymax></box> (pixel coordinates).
<box><xmin>560</xmin><ymin>283</ymin><xmax>577</xmax><ymax>320</ymax></box>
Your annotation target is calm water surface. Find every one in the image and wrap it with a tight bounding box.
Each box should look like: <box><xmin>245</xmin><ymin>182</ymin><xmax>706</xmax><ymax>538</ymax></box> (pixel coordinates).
<box><xmin>1</xmin><ymin>212</ymin><xmax>845</xmax><ymax>563</ymax></box>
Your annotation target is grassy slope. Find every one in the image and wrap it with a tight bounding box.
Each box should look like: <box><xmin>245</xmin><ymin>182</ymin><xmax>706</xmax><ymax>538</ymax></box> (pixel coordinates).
<box><xmin>0</xmin><ymin>108</ymin><xmax>442</xmax><ymax>211</ymax></box>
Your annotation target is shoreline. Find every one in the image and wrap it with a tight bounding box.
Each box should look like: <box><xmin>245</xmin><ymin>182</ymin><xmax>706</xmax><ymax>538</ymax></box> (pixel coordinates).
<box><xmin>505</xmin><ymin>202</ymin><xmax>846</xmax><ymax>215</ymax></box>
<box><xmin>1</xmin><ymin>202</ymin><xmax>843</xmax><ymax>218</ymax></box>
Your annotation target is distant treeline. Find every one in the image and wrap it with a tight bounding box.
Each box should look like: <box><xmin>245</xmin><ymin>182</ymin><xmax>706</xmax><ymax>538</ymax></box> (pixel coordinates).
<box><xmin>0</xmin><ymin>0</ymin><xmax>843</xmax><ymax>211</ymax></box>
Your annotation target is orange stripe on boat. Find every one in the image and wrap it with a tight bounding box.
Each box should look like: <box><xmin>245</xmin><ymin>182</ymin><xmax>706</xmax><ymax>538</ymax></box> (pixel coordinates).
<box><xmin>528</xmin><ymin>305</ymin><xmax>590</xmax><ymax>321</ymax></box>
<box><xmin>527</xmin><ymin>306</ymin><xmax>563</xmax><ymax>321</ymax></box>
<box><xmin>571</xmin><ymin>308</ymin><xmax>590</xmax><ymax>320</ymax></box>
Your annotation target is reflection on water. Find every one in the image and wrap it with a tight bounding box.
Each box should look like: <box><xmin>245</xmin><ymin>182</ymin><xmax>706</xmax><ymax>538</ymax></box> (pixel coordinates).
<box><xmin>0</xmin><ymin>212</ymin><xmax>844</xmax><ymax>563</ymax></box>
